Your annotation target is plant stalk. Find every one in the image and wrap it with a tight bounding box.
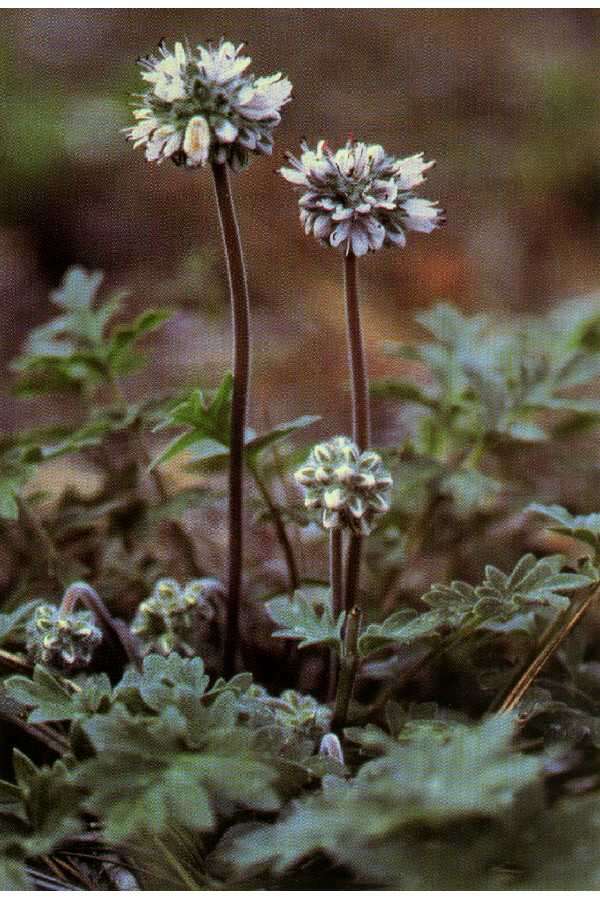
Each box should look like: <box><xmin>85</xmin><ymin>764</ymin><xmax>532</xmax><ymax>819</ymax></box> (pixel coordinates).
<box><xmin>211</xmin><ymin>161</ymin><xmax>251</xmax><ymax>678</ymax></box>
<box><xmin>343</xmin><ymin>251</ymin><xmax>370</xmax><ymax>613</ymax></box>
<box><xmin>251</xmin><ymin>463</ymin><xmax>299</xmax><ymax>593</ymax></box>
<box><xmin>328</xmin><ymin>526</ymin><xmax>344</xmax><ymax>700</ymax></box>
<box><xmin>333</xmin><ymin>605</ymin><xmax>362</xmax><ymax>731</ymax></box>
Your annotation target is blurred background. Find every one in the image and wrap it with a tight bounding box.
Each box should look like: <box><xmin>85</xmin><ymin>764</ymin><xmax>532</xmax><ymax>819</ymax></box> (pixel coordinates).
<box><xmin>1</xmin><ymin>8</ymin><xmax>600</xmax><ymax>439</ymax></box>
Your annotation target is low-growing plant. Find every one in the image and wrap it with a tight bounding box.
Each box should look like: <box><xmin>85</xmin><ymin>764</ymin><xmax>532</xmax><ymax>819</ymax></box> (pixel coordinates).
<box><xmin>1</xmin><ymin>30</ymin><xmax>600</xmax><ymax>892</ymax></box>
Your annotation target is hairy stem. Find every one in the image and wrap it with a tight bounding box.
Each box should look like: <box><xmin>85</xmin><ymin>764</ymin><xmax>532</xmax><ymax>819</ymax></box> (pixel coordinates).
<box><xmin>212</xmin><ymin>161</ymin><xmax>251</xmax><ymax>678</ymax></box>
<box><xmin>328</xmin><ymin>526</ymin><xmax>344</xmax><ymax>700</ymax></box>
<box><xmin>343</xmin><ymin>251</ymin><xmax>370</xmax><ymax>613</ymax></box>
<box><xmin>250</xmin><ymin>463</ymin><xmax>299</xmax><ymax>593</ymax></box>
<box><xmin>333</xmin><ymin>605</ymin><xmax>362</xmax><ymax>731</ymax></box>
<box><xmin>329</xmin><ymin>527</ymin><xmax>344</xmax><ymax>620</ymax></box>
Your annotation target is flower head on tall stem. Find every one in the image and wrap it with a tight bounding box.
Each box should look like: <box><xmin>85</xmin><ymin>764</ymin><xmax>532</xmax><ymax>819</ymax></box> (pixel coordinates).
<box><xmin>125</xmin><ymin>39</ymin><xmax>292</xmax><ymax>171</ymax></box>
<box><xmin>280</xmin><ymin>139</ymin><xmax>444</xmax><ymax>256</ymax></box>
<box><xmin>294</xmin><ymin>436</ymin><xmax>392</xmax><ymax>536</ymax></box>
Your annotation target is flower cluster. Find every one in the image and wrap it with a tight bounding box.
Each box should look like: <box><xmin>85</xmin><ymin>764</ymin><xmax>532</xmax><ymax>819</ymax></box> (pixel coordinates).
<box><xmin>125</xmin><ymin>39</ymin><xmax>292</xmax><ymax>170</ymax></box>
<box><xmin>131</xmin><ymin>577</ymin><xmax>221</xmax><ymax>654</ymax></box>
<box><xmin>240</xmin><ymin>685</ymin><xmax>332</xmax><ymax>743</ymax></box>
<box><xmin>294</xmin><ymin>436</ymin><xmax>392</xmax><ymax>534</ymax></box>
<box><xmin>26</xmin><ymin>604</ymin><xmax>102</xmax><ymax>671</ymax></box>
<box><xmin>280</xmin><ymin>139</ymin><xmax>444</xmax><ymax>256</ymax></box>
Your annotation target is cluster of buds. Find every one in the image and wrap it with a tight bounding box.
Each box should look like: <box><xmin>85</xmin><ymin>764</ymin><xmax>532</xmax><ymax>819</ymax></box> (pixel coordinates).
<box><xmin>280</xmin><ymin>139</ymin><xmax>443</xmax><ymax>256</ymax></box>
<box><xmin>131</xmin><ymin>577</ymin><xmax>221</xmax><ymax>655</ymax></box>
<box><xmin>240</xmin><ymin>684</ymin><xmax>332</xmax><ymax>742</ymax></box>
<box><xmin>294</xmin><ymin>436</ymin><xmax>392</xmax><ymax>534</ymax></box>
<box><xmin>26</xmin><ymin>603</ymin><xmax>102</xmax><ymax>671</ymax></box>
<box><xmin>125</xmin><ymin>39</ymin><xmax>292</xmax><ymax>170</ymax></box>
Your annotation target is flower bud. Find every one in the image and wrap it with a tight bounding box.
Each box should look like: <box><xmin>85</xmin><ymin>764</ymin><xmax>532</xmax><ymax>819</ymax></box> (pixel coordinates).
<box><xmin>26</xmin><ymin>603</ymin><xmax>101</xmax><ymax>671</ymax></box>
<box><xmin>294</xmin><ymin>436</ymin><xmax>392</xmax><ymax>534</ymax></box>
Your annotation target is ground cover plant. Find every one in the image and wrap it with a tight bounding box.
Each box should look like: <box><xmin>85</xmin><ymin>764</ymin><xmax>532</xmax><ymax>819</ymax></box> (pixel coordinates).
<box><xmin>2</xmin><ymin>33</ymin><xmax>600</xmax><ymax>891</ymax></box>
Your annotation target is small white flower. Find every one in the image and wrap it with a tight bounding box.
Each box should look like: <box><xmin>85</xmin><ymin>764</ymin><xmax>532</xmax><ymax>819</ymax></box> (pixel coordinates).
<box><xmin>280</xmin><ymin>139</ymin><xmax>444</xmax><ymax>255</ymax></box>
<box><xmin>125</xmin><ymin>38</ymin><xmax>292</xmax><ymax>170</ymax></box>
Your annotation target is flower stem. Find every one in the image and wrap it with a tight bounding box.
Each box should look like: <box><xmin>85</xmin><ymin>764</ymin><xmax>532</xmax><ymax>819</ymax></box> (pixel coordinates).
<box><xmin>329</xmin><ymin>527</ymin><xmax>344</xmax><ymax>620</ymax></box>
<box><xmin>344</xmin><ymin>251</ymin><xmax>370</xmax><ymax>449</ymax></box>
<box><xmin>211</xmin><ymin>161</ymin><xmax>251</xmax><ymax>678</ymax></box>
<box><xmin>333</xmin><ymin>605</ymin><xmax>362</xmax><ymax>731</ymax></box>
<box><xmin>250</xmin><ymin>462</ymin><xmax>299</xmax><ymax>594</ymax></box>
<box><xmin>328</xmin><ymin>526</ymin><xmax>343</xmax><ymax>700</ymax></box>
<box><xmin>343</xmin><ymin>251</ymin><xmax>370</xmax><ymax>612</ymax></box>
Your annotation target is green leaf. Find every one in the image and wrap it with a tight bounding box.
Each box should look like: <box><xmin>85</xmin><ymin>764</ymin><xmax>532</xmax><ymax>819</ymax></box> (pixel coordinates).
<box><xmin>151</xmin><ymin>375</ymin><xmax>234</xmax><ymax>469</ymax></box>
<box><xmin>5</xmin><ymin>667</ymin><xmax>111</xmax><ymax>723</ymax></box>
<box><xmin>266</xmin><ymin>588</ymin><xmax>345</xmax><ymax>650</ymax></box>
<box><xmin>369</xmin><ymin>379</ymin><xmax>439</xmax><ymax>408</ymax></box>
<box><xmin>421</xmin><ymin>554</ymin><xmax>592</xmax><ymax>635</ymax></box>
<box><xmin>219</xmin><ymin>716</ymin><xmax>541</xmax><ymax>886</ymax></box>
<box><xmin>358</xmin><ymin>609</ymin><xmax>441</xmax><ymax>656</ymax></box>
<box><xmin>5</xmin><ymin>667</ymin><xmax>74</xmax><ymax>723</ymax></box>
<box><xmin>244</xmin><ymin>415</ymin><xmax>321</xmax><ymax>463</ymax></box>
<box><xmin>78</xmin><ymin>703</ymin><xmax>281</xmax><ymax>842</ymax></box>
<box><xmin>528</xmin><ymin>503</ymin><xmax>600</xmax><ymax>554</ymax></box>
<box><xmin>106</xmin><ymin>308</ymin><xmax>172</xmax><ymax>376</ymax></box>
<box><xmin>0</xmin><ymin>857</ymin><xmax>30</xmax><ymax>890</ymax></box>
<box><xmin>115</xmin><ymin>653</ymin><xmax>210</xmax><ymax>714</ymax></box>
<box><xmin>0</xmin><ymin>599</ymin><xmax>40</xmax><ymax>646</ymax></box>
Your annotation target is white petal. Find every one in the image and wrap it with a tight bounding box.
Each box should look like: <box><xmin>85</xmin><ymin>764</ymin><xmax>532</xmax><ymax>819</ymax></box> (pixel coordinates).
<box><xmin>279</xmin><ymin>166</ymin><xmax>307</xmax><ymax>186</ymax></box>
<box><xmin>401</xmin><ymin>197</ymin><xmax>442</xmax><ymax>233</ymax></box>
<box><xmin>330</xmin><ymin>221</ymin><xmax>351</xmax><ymax>248</ymax></box>
<box><xmin>215</xmin><ymin>119</ymin><xmax>238</xmax><ymax>143</ymax></box>
<box><xmin>395</xmin><ymin>153</ymin><xmax>435</xmax><ymax>190</ymax></box>
<box><xmin>350</xmin><ymin>228</ymin><xmax>369</xmax><ymax>257</ymax></box>
<box><xmin>183</xmin><ymin>115</ymin><xmax>211</xmax><ymax>166</ymax></box>
<box><xmin>313</xmin><ymin>215</ymin><xmax>332</xmax><ymax>239</ymax></box>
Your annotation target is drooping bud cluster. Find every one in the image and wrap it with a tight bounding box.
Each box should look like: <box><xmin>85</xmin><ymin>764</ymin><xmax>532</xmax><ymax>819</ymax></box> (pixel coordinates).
<box><xmin>125</xmin><ymin>39</ymin><xmax>292</xmax><ymax>170</ymax></box>
<box><xmin>280</xmin><ymin>139</ymin><xmax>444</xmax><ymax>256</ymax></box>
<box><xmin>131</xmin><ymin>577</ymin><xmax>221</xmax><ymax>655</ymax></box>
<box><xmin>26</xmin><ymin>604</ymin><xmax>102</xmax><ymax>671</ymax></box>
<box><xmin>294</xmin><ymin>436</ymin><xmax>392</xmax><ymax>534</ymax></box>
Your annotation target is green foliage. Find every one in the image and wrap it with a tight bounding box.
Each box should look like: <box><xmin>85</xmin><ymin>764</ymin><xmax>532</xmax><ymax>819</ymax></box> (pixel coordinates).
<box><xmin>375</xmin><ymin>301</ymin><xmax>600</xmax><ymax>533</ymax></box>
<box><xmin>5</xmin><ymin>667</ymin><xmax>111</xmax><ymax>723</ymax></box>
<box><xmin>529</xmin><ymin>503</ymin><xmax>600</xmax><ymax>559</ymax></box>
<box><xmin>266</xmin><ymin>587</ymin><xmax>345</xmax><ymax>650</ymax></box>
<box><xmin>0</xmin><ymin>752</ymin><xmax>84</xmax><ymax>889</ymax></box>
<box><xmin>11</xmin><ymin>267</ymin><xmax>170</xmax><ymax>396</ymax></box>
<box><xmin>78</xmin><ymin>701</ymin><xmax>280</xmax><ymax>841</ymax></box>
<box><xmin>218</xmin><ymin>716</ymin><xmax>542</xmax><ymax>888</ymax></box>
<box><xmin>358</xmin><ymin>609</ymin><xmax>440</xmax><ymax>656</ymax></box>
<box><xmin>422</xmin><ymin>553</ymin><xmax>592</xmax><ymax>636</ymax></box>
<box><xmin>0</xmin><ymin>446</ymin><xmax>36</xmax><ymax>520</ymax></box>
<box><xmin>0</xmin><ymin>599</ymin><xmax>40</xmax><ymax>647</ymax></box>
<box><xmin>152</xmin><ymin>376</ymin><xmax>319</xmax><ymax>471</ymax></box>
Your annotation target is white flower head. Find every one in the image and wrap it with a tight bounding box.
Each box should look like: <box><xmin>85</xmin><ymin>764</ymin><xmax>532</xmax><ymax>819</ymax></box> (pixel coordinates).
<box><xmin>280</xmin><ymin>139</ymin><xmax>444</xmax><ymax>256</ymax></box>
<box><xmin>294</xmin><ymin>436</ymin><xmax>392</xmax><ymax>535</ymax></box>
<box><xmin>125</xmin><ymin>38</ymin><xmax>292</xmax><ymax>171</ymax></box>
